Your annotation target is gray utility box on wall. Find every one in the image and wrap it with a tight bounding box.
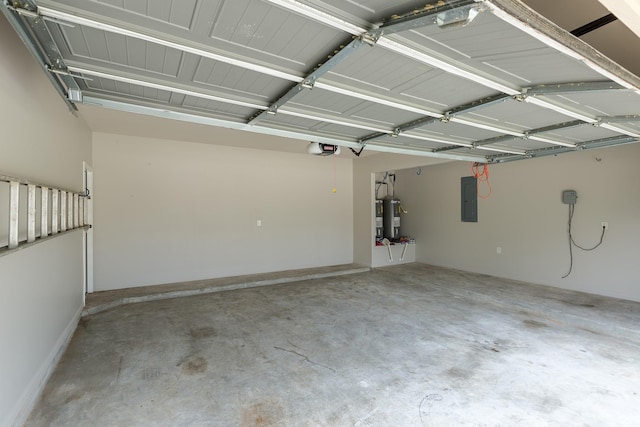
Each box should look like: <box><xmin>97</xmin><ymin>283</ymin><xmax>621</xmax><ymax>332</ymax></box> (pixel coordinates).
<box><xmin>562</xmin><ymin>190</ymin><xmax>577</xmax><ymax>205</ymax></box>
<box><xmin>383</xmin><ymin>199</ymin><xmax>401</xmax><ymax>239</ymax></box>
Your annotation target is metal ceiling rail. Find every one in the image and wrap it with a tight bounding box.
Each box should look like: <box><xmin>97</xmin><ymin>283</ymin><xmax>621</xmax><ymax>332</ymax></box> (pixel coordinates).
<box><xmin>5</xmin><ymin>0</ymin><xmax>638</xmax><ymax>163</ymax></box>
<box><xmin>357</xmin><ymin>139</ymin><xmax>485</xmax><ymax>159</ymax></box>
<box><xmin>276</xmin><ymin>109</ymin><xmax>390</xmax><ymax>133</ymax></box>
<box><xmin>66</xmin><ymin>65</ymin><xmax>268</xmax><ymax>111</ymax></box>
<box><xmin>359</xmin><ymin>94</ymin><xmax>512</xmax><ymax>144</ymax></box>
<box><xmin>434</xmin><ymin>115</ymin><xmax>635</xmax><ymax>154</ymax></box>
<box><xmin>374</xmin><ymin>37</ymin><xmax>519</xmax><ymax>96</ymax></box>
<box><xmin>74</xmin><ymin>61</ymin><xmax>633</xmax><ymax>156</ymax></box>
<box><xmin>19</xmin><ymin>4</ymin><xmax>441</xmax><ymax>125</ymax></box>
<box><xmin>601</xmin><ymin>115</ymin><xmax>640</xmax><ymax>123</ymax></box>
<box><xmin>401</xmin><ymin>133</ymin><xmax>472</xmax><ymax>148</ymax></box>
<box><xmin>68</xmin><ymin>61</ymin><xmax>640</xmax><ymax>155</ymax></box>
<box><xmin>265</xmin><ymin>0</ymin><xmax>640</xmax><ymax>138</ymax></box>
<box><xmin>359</xmin><ymin>80</ymin><xmax>633</xmax><ymax>149</ymax></box>
<box><xmin>592</xmin><ymin>115</ymin><xmax>640</xmax><ymax>138</ymax></box>
<box><xmin>476</xmin><ymin>145</ymin><xmax>525</xmax><ymax>155</ymax></box>
<box><xmin>519</xmin><ymin>96</ymin><xmax>598</xmax><ymax>124</ymax></box>
<box><xmin>0</xmin><ymin>174</ymin><xmax>89</xmax><ymax>254</ymax></box>
<box><xmin>81</xmin><ymin>96</ymin><xmax>360</xmax><ymax>148</ymax></box>
<box><xmin>519</xmin><ymin>95</ymin><xmax>639</xmax><ymax>137</ymax></box>
<box><xmin>13</xmin><ymin>5</ymin><xmax>82</xmax><ymax>98</ymax></box>
<box><xmin>524</xmin><ymin>81</ymin><xmax>624</xmax><ymax>95</ymax></box>
<box><xmin>247</xmin><ymin>35</ymin><xmax>365</xmax><ymax>124</ymax></box>
<box><xmin>370</xmin><ymin>0</ymin><xmax>479</xmax><ymax>37</ymax></box>
<box><xmin>0</xmin><ymin>5</ymin><xmax>524</xmax><ymax>123</ymax></box>
<box><xmin>20</xmin><ymin>1</ymin><xmax>637</xmax><ymax>146</ymax></box>
<box><xmin>248</xmin><ymin>0</ymin><xmax>478</xmax><ymax>126</ymax></box>
<box><xmin>488</xmin><ymin>135</ymin><xmax>638</xmax><ymax>163</ymax></box>
<box><xmin>81</xmin><ymin>96</ymin><xmax>486</xmax><ymax>162</ymax></box>
<box><xmin>313</xmin><ymin>82</ymin><xmax>440</xmax><ymax>117</ymax></box>
<box><xmin>385</xmin><ymin>44</ymin><xmax>636</xmax><ymax>135</ymax></box>
<box><xmin>265</xmin><ymin>0</ymin><xmax>367</xmax><ymax>34</ymax></box>
<box><xmin>36</xmin><ymin>5</ymin><xmax>303</xmax><ymax>83</ymax></box>
<box><xmin>266</xmin><ymin>0</ymin><xmax>519</xmax><ymax>94</ymax></box>
<box><xmin>68</xmin><ymin>65</ymin><xmax>437</xmax><ymax>140</ymax></box>
<box><xmin>599</xmin><ymin>122</ymin><xmax>640</xmax><ymax>138</ymax></box>
<box><xmin>0</xmin><ymin>2</ymin><xmax>77</xmax><ymax>111</ymax></box>
<box><xmin>443</xmin><ymin>127</ymin><xmax>639</xmax><ymax>162</ymax></box>
<box><xmin>435</xmin><ymin>134</ymin><xmax>515</xmax><ymax>152</ymax></box>
<box><xmin>66</xmin><ymin>64</ymin><xmax>492</xmax><ymax>148</ymax></box>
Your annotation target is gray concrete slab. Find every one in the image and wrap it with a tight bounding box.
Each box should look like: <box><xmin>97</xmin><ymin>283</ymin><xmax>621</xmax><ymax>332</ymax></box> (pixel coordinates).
<box><xmin>28</xmin><ymin>264</ymin><xmax>640</xmax><ymax>426</ymax></box>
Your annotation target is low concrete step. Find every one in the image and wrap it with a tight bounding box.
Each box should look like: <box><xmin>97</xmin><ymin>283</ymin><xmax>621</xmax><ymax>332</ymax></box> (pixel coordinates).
<box><xmin>83</xmin><ymin>264</ymin><xmax>370</xmax><ymax>317</ymax></box>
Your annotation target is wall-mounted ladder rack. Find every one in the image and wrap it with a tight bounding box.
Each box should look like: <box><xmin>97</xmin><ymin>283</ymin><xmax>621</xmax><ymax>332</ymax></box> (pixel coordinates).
<box><xmin>1</xmin><ymin>174</ymin><xmax>90</xmax><ymax>255</ymax></box>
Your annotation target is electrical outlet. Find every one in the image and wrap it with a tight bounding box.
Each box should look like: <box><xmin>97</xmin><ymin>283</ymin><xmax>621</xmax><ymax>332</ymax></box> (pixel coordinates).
<box><xmin>257</xmin><ymin>219</ymin><xmax>262</xmax><ymax>227</ymax></box>
<box><xmin>601</xmin><ymin>222</ymin><xmax>608</xmax><ymax>230</ymax></box>
<box><xmin>496</xmin><ymin>247</ymin><xmax>502</xmax><ymax>254</ymax></box>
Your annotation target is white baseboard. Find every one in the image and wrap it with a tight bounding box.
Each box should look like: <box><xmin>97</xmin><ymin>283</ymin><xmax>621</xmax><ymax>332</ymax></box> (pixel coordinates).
<box><xmin>8</xmin><ymin>304</ymin><xmax>82</xmax><ymax>427</ymax></box>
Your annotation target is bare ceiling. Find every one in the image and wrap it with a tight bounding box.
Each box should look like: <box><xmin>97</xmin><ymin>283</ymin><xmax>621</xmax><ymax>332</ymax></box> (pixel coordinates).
<box><xmin>2</xmin><ymin>0</ymin><xmax>639</xmax><ymax>162</ymax></box>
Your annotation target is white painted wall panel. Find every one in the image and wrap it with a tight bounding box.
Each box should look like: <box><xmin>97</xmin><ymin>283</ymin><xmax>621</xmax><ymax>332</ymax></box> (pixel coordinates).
<box><xmin>0</xmin><ymin>234</ymin><xmax>84</xmax><ymax>426</ymax></box>
<box><xmin>397</xmin><ymin>143</ymin><xmax>640</xmax><ymax>302</ymax></box>
<box><xmin>0</xmin><ymin>14</ymin><xmax>92</xmax><ymax>427</ymax></box>
<box><xmin>92</xmin><ymin>133</ymin><xmax>353</xmax><ymax>290</ymax></box>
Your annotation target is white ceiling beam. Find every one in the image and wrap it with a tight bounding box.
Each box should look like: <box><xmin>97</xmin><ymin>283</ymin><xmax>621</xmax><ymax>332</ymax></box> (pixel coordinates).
<box><xmin>597</xmin><ymin>0</ymin><xmax>640</xmax><ymax>39</ymax></box>
<box><xmin>376</xmin><ymin>37</ymin><xmax>520</xmax><ymax>96</ymax></box>
<box><xmin>475</xmin><ymin>145</ymin><xmax>526</xmax><ymax>155</ymax></box>
<box><xmin>401</xmin><ymin>133</ymin><xmax>472</xmax><ymax>148</ymax></box>
<box><xmin>313</xmin><ymin>83</ymin><xmax>440</xmax><ymax>118</ymax></box>
<box><xmin>264</xmin><ymin>0</ymin><xmax>366</xmax><ymax>35</ymax></box>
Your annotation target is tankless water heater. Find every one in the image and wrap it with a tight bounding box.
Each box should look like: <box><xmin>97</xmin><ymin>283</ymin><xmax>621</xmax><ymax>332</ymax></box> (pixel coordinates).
<box><xmin>383</xmin><ymin>199</ymin><xmax>401</xmax><ymax>240</ymax></box>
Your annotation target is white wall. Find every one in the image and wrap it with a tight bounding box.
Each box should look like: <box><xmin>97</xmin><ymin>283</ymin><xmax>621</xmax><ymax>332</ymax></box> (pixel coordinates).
<box><xmin>92</xmin><ymin>133</ymin><xmax>353</xmax><ymax>290</ymax></box>
<box><xmin>0</xmin><ymin>14</ymin><xmax>92</xmax><ymax>427</ymax></box>
<box><xmin>398</xmin><ymin>144</ymin><xmax>640</xmax><ymax>302</ymax></box>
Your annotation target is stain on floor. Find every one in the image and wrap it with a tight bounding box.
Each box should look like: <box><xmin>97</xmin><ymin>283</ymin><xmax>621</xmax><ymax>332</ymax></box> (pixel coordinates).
<box><xmin>523</xmin><ymin>319</ymin><xmax>549</xmax><ymax>328</ymax></box>
<box><xmin>241</xmin><ymin>401</ymin><xmax>285</xmax><ymax>426</ymax></box>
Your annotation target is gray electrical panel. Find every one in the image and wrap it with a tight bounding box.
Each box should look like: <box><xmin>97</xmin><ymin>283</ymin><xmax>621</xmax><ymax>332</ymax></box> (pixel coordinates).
<box><xmin>461</xmin><ymin>176</ymin><xmax>478</xmax><ymax>222</ymax></box>
<box><xmin>375</xmin><ymin>199</ymin><xmax>384</xmax><ymax>239</ymax></box>
<box><xmin>562</xmin><ymin>190</ymin><xmax>577</xmax><ymax>205</ymax></box>
<box><xmin>383</xmin><ymin>199</ymin><xmax>401</xmax><ymax>239</ymax></box>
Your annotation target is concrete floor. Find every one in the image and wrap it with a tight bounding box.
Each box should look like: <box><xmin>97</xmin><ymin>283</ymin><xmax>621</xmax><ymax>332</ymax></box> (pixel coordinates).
<box><xmin>28</xmin><ymin>264</ymin><xmax>640</xmax><ymax>426</ymax></box>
